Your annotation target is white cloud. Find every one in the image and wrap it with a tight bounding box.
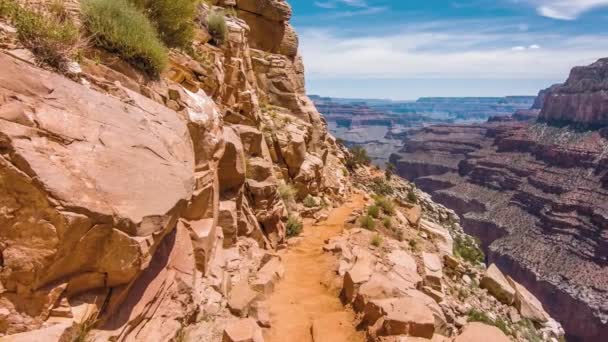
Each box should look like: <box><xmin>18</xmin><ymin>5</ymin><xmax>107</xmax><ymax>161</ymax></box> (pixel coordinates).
<box><xmin>527</xmin><ymin>0</ymin><xmax>608</xmax><ymax>20</ymax></box>
<box><xmin>298</xmin><ymin>23</ymin><xmax>607</xmax><ymax>81</ymax></box>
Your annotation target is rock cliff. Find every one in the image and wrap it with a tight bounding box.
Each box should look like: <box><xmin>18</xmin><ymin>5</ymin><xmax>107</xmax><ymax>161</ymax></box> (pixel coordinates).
<box><xmin>540</xmin><ymin>58</ymin><xmax>608</xmax><ymax>127</ymax></box>
<box><xmin>391</xmin><ymin>62</ymin><xmax>608</xmax><ymax>340</ymax></box>
<box><xmin>0</xmin><ymin>1</ymin><xmax>567</xmax><ymax>341</ymax></box>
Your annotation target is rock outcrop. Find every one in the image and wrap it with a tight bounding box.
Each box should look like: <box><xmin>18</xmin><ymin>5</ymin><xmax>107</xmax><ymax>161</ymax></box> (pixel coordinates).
<box><xmin>0</xmin><ymin>0</ymin><xmax>348</xmax><ymax>340</ymax></box>
<box><xmin>540</xmin><ymin>58</ymin><xmax>608</xmax><ymax>127</ymax></box>
<box><xmin>390</xmin><ymin>60</ymin><xmax>608</xmax><ymax>341</ymax></box>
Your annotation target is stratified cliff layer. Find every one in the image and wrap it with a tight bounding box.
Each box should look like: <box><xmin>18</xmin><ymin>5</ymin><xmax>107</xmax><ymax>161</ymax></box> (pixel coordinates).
<box><xmin>391</xmin><ymin>113</ymin><xmax>608</xmax><ymax>340</ymax></box>
<box><xmin>0</xmin><ymin>0</ymin><xmax>349</xmax><ymax>340</ymax></box>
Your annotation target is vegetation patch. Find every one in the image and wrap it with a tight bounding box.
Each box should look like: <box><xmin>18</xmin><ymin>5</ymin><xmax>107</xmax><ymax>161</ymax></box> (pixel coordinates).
<box><xmin>303</xmin><ymin>195</ymin><xmax>317</xmax><ymax>208</ymax></box>
<box><xmin>82</xmin><ymin>0</ymin><xmax>167</xmax><ymax>76</ymax></box>
<box><xmin>359</xmin><ymin>215</ymin><xmax>375</xmax><ymax>230</ymax></box>
<box><xmin>0</xmin><ymin>0</ymin><xmax>80</xmax><ymax>71</ymax></box>
<box><xmin>278</xmin><ymin>182</ymin><xmax>296</xmax><ymax>206</ymax></box>
<box><xmin>370</xmin><ymin>177</ymin><xmax>394</xmax><ymax>196</ymax></box>
<box><xmin>370</xmin><ymin>234</ymin><xmax>383</xmax><ymax>247</ymax></box>
<box><xmin>345</xmin><ymin>145</ymin><xmax>370</xmax><ymax>169</ymax></box>
<box><xmin>382</xmin><ymin>217</ymin><xmax>392</xmax><ymax>230</ymax></box>
<box><xmin>130</xmin><ymin>0</ymin><xmax>197</xmax><ymax>49</ymax></box>
<box><xmin>375</xmin><ymin>196</ymin><xmax>395</xmax><ymax>216</ymax></box>
<box><xmin>467</xmin><ymin>309</ymin><xmax>511</xmax><ymax>336</ymax></box>
<box><xmin>454</xmin><ymin>235</ymin><xmax>485</xmax><ymax>264</ymax></box>
<box><xmin>286</xmin><ymin>215</ymin><xmax>303</xmax><ymax>237</ymax></box>
<box><xmin>367</xmin><ymin>205</ymin><xmax>380</xmax><ymax>219</ymax></box>
<box><xmin>207</xmin><ymin>11</ymin><xmax>226</xmax><ymax>46</ymax></box>
<box><xmin>407</xmin><ymin>189</ymin><xmax>418</xmax><ymax>203</ymax></box>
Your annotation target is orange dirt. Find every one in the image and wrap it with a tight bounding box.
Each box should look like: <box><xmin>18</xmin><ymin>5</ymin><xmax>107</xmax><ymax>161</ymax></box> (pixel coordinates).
<box><xmin>263</xmin><ymin>193</ymin><xmax>367</xmax><ymax>342</ymax></box>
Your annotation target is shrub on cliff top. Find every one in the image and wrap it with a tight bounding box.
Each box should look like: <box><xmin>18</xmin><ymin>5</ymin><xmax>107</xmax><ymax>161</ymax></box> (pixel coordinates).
<box><xmin>0</xmin><ymin>0</ymin><xmax>80</xmax><ymax>71</ymax></box>
<box><xmin>454</xmin><ymin>235</ymin><xmax>485</xmax><ymax>265</ymax></box>
<box><xmin>375</xmin><ymin>197</ymin><xmax>395</xmax><ymax>216</ymax></box>
<box><xmin>360</xmin><ymin>215</ymin><xmax>375</xmax><ymax>230</ymax></box>
<box><xmin>82</xmin><ymin>0</ymin><xmax>167</xmax><ymax>77</ymax></box>
<box><xmin>130</xmin><ymin>0</ymin><xmax>197</xmax><ymax>49</ymax></box>
<box><xmin>207</xmin><ymin>11</ymin><xmax>226</xmax><ymax>46</ymax></box>
<box><xmin>345</xmin><ymin>145</ymin><xmax>371</xmax><ymax>169</ymax></box>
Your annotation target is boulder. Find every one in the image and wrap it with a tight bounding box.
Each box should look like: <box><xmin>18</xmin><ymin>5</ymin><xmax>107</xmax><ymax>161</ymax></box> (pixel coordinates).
<box><xmin>480</xmin><ymin>264</ymin><xmax>515</xmax><ymax>305</ymax></box>
<box><xmin>222</xmin><ymin>318</ymin><xmax>264</xmax><ymax>342</ymax></box>
<box><xmin>219</xmin><ymin>127</ymin><xmax>247</xmax><ymax>193</ymax></box>
<box><xmin>228</xmin><ymin>280</ymin><xmax>259</xmax><ymax>317</ymax></box>
<box><xmin>342</xmin><ymin>252</ymin><xmax>374</xmax><ymax>303</ymax></box>
<box><xmin>251</xmin><ymin>257</ymin><xmax>284</xmax><ymax>295</ymax></box>
<box><xmin>419</xmin><ymin>220</ymin><xmax>453</xmax><ymax>256</ymax></box>
<box><xmin>236</xmin><ymin>0</ymin><xmax>292</xmax><ymax>21</ymax></box>
<box><xmin>422</xmin><ymin>253</ymin><xmax>443</xmax><ymax>291</ymax></box>
<box><xmin>507</xmin><ymin>276</ymin><xmax>549</xmax><ymax>323</ymax></box>
<box><xmin>453</xmin><ymin>322</ymin><xmax>510</xmax><ymax>342</ymax></box>
<box><xmin>0</xmin><ymin>53</ymin><xmax>196</xmax><ymax>334</ymax></box>
<box><xmin>404</xmin><ymin>205</ymin><xmax>422</xmax><ymax>227</ymax></box>
<box><xmin>219</xmin><ymin>200</ymin><xmax>239</xmax><ymax>247</ymax></box>
<box><xmin>364</xmin><ymin>297</ymin><xmax>435</xmax><ymax>338</ymax></box>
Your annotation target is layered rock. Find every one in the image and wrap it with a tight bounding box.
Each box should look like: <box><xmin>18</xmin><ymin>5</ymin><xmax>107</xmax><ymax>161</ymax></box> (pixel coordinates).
<box><xmin>0</xmin><ymin>0</ymin><xmax>349</xmax><ymax>340</ymax></box>
<box><xmin>540</xmin><ymin>58</ymin><xmax>608</xmax><ymax>127</ymax></box>
<box><xmin>390</xmin><ymin>76</ymin><xmax>608</xmax><ymax>340</ymax></box>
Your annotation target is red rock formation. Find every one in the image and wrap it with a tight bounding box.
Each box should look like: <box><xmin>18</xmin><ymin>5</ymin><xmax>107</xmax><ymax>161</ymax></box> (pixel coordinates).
<box><xmin>540</xmin><ymin>58</ymin><xmax>608</xmax><ymax>127</ymax></box>
<box><xmin>390</xmin><ymin>119</ymin><xmax>608</xmax><ymax>342</ymax></box>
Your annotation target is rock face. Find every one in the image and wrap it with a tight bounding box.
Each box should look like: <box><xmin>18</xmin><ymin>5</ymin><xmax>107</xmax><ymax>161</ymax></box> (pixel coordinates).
<box><xmin>390</xmin><ymin>67</ymin><xmax>608</xmax><ymax>340</ymax></box>
<box><xmin>0</xmin><ymin>0</ymin><xmax>349</xmax><ymax>340</ymax></box>
<box><xmin>540</xmin><ymin>58</ymin><xmax>608</xmax><ymax>127</ymax></box>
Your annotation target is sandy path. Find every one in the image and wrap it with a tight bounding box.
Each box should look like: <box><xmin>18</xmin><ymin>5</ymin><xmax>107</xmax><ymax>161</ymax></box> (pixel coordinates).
<box><xmin>263</xmin><ymin>194</ymin><xmax>366</xmax><ymax>342</ymax></box>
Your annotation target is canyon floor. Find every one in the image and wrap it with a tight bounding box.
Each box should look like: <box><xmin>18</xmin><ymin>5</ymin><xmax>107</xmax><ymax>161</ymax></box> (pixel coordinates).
<box><xmin>264</xmin><ymin>194</ymin><xmax>366</xmax><ymax>342</ymax></box>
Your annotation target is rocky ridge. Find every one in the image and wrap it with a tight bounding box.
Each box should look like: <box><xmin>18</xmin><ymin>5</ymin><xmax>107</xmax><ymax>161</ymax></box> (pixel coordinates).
<box><xmin>0</xmin><ymin>1</ymin><xmax>567</xmax><ymax>341</ymax></box>
<box><xmin>390</xmin><ymin>59</ymin><xmax>608</xmax><ymax>342</ymax></box>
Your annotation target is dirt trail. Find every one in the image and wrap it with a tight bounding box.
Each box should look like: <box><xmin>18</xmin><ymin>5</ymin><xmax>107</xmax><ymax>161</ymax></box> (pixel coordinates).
<box><xmin>263</xmin><ymin>194</ymin><xmax>366</xmax><ymax>342</ymax></box>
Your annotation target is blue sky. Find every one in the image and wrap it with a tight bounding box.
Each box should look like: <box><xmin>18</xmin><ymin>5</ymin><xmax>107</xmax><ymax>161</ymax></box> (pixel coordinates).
<box><xmin>289</xmin><ymin>0</ymin><xmax>608</xmax><ymax>99</ymax></box>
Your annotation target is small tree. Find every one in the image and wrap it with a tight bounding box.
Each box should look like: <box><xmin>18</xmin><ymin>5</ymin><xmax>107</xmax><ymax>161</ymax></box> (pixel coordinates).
<box><xmin>207</xmin><ymin>11</ymin><xmax>226</xmax><ymax>46</ymax></box>
<box><xmin>346</xmin><ymin>145</ymin><xmax>371</xmax><ymax>170</ymax></box>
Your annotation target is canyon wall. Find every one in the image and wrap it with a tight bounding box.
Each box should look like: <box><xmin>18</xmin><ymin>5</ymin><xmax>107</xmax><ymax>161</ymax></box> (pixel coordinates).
<box><xmin>391</xmin><ymin>59</ymin><xmax>608</xmax><ymax>341</ymax></box>
<box><xmin>0</xmin><ymin>0</ymin><xmax>349</xmax><ymax>340</ymax></box>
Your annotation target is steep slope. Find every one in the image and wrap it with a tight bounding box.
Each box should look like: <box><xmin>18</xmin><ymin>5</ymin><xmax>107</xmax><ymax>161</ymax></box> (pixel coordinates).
<box><xmin>391</xmin><ymin>58</ymin><xmax>608</xmax><ymax>342</ymax></box>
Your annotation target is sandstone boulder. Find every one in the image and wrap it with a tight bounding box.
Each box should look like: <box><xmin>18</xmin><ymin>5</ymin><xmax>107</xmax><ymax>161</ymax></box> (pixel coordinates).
<box><xmin>0</xmin><ymin>53</ymin><xmax>196</xmax><ymax>334</ymax></box>
<box><xmin>222</xmin><ymin>318</ymin><xmax>264</xmax><ymax>342</ymax></box>
<box><xmin>454</xmin><ymin>322</ymin><xmax>510</xmax><ymax>342</ymax></box>
<box><xmin>228</xmin><ymin>280</ymin><xmax>260</xmax><ymax>317</ymax></box>
<box><xmin>236</xmin><ymin>0</ymin><xmax>292</xmax><ymax>21</ymax></box>
<box><xmin>419</xmin><ymin>220</ymin><xmax>453</xmax><ymax>256</ymax></box>
<box><xmin>507</xmin><ymin>276</ymin><xmax>549</xmax><ymax>323</ymax></box>
<box><xmin>219</xmin><ymin>127</ymin><xmax>247</xmax><ymax>193</ymax></box>
<box><xmin>364</xmin><ymin>297</ymin><xmax>435</xmax><ymax>339</ymax></box>
<box><xmin>422</xmin><ymin>253</ymin><xmax>443</xmax><ymax>291</ymax></box>
<box><xmin>480</xmin><ymin>264</ymin><xmax>515</xmax><ymax>305</ymax></box>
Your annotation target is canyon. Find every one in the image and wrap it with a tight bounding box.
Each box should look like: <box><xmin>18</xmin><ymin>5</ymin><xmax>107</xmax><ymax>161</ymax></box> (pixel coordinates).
<box><xmin>314</xmin><ymin>95</ymin><xmax>535</xmax><ymax>166</ymax></box>
<box><xmin>390</xmin><ymin>61</ymin><xmax>608</xmax><ymax>341</ymax></box>
<box><xmin>0</xmin><ymin>0</ymin><xmax>588</xmax><ymax>341</ymax></box>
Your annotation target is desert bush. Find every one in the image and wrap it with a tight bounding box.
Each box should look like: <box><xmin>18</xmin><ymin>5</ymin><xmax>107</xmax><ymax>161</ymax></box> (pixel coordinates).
<box><xmin>207</xmin><ymin>11</ymin><xmax>226</xmax><ymax>46</ymax></box>
<box><xmin>367</xmin><ymin>205</ymin><xmax>380</xmax><ymax>219</ymax></box>
<box><xmin>385</xmin><ymin>162</ymin><xmax>396</xmax><ymax>180</ymax></box>
<box><xmin>382</xmin><ymin>217</ymin><xmax>392</xmax><ymax>230</ymax></box>
<box><xmin>407</xmin><ymin>189</ymin><xmax>418</xmax><ymax>203</ymax></box>
<box><xmin>370</xmin><ymin>234</ymin><xmax>383</xmax><ymax>247</ymax></box>
<box><xmin>370</xmin><ymin>177</ymin><xmax>393</xmax><ymax>196</ymax></box>
<box><xmin>303</xmin><ymin>195</ymin><xmax>317</xmax><ymax>208</ymax></box>
<box><xmin>454</xmin><ymin>235</ymin><xmax>485</xmax><ymax>265</ymax></box>
<box><xmin>345</xmin><ymin>145</ymin><xmax>370</xmax><ymax>169</ymax></box>
<box><xmin>0</xmin><ymin>0</ymin><xmax>80</xmax><ymax>71</ymax></box>
<box><xmin>375</xmin><ymin>197</ymin><xmax>395</xmax><ymax>216</ymax></box>
<box><xmin>286</xmin><ymin>215</ymin><xmax>303</xmax><ymax>237</ymax></box>
<box><xmin>359</xmin><ymin>215</ymin><xmax>375</xmax><ymax>230</ymax></box>
<box><xmin>467</xmin><ymin>309</ymin><xmax>511</xmax><ymax>336</ymax></box>
<box><xmin>130</xmin><ymin>0</ymin><xmax>197</xmax><ymax>49</ymax></box>
<box><xmin>278</xmin><ymin>182</ymin><xmax>296</xmax><ymax>205</ymax></box>
<box><xmin>82</xmin><ymin>0</ymin><xmax>167</xmax><ymax>76</ymax></box>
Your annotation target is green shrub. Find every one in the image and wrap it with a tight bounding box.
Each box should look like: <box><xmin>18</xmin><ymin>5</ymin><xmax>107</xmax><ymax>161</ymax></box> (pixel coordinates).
<box><xmin>82</xmin><ymin>0</ymin><xmax>167</xmax><ymax>76</ymax></box>
<box><xmin>370</xmin><ymin>234</ymin><xmax>383</xmax><ymax>247</ymax></box>
<box><xmin>207</xmin><ymin>11</ymin><xmax>226</xmax><ymax>46</ymax></box>
<box><xmin>359</xmin><ymin>215</ymin><xmax>375</xmax><ymax>230</ymax></box>
<box><xmin>278</xmin><ymin>182</ymin><xmax>296</xmax><ymax>204</ymax></box>
<box><xmin>303</xmin><ymin>195</ymin><xmax>317</xmax><ymax>208</ymax></box>
<box><xmin>382</xmin><ymin>217</ymin><xmax>392</xmax><ymax>230</ymax></box>
<box><xmin>370</xmin><ymin>177</ymin><xmax>393</xmax><ymax>196</ymax></box>
<box><xmin>130</xmin><ymin>0</ymin><xmax>197</xmax><ymax>49</ymax></box>
<box><xmin>396</xmin><ymin>229</ymin><xmax>404</xmax><ymax>241</ymax></box>
<box><xmin>375</xmin><ymin>197</ymin><xmax>395</xmax><ymax>216</ymax></box>
<box><xmin>1</xmin><ymin>0</ymin><xmax>80</xmax><ymax>71</ymax></box>
<box><xmin>454</xmin><ymin>235</ymin><xmax>485</xmax><ymax>265</ymax></box>
<box><xmin>367</xmin><ymin>205</ymin><xmax>380</xmax><ymax>219</ymax></box>
<box><xmin>407</xmin><ymin>189</ymin><xmax>418</xmax><ymax>203</ymax></box>
<box><xmin>467</xmin><ymin>309</ymin><xmax>511</xmax><ymax>336</ymax></box>
<box><xmin>345</xmin><ymin>145</ymin><xmax>371</xmax><ymax>169</ymax></box>
<box><xmin>286</xmin><ymin>215</ymin><xmax>303</xmax><ymax>238</ymax></box>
